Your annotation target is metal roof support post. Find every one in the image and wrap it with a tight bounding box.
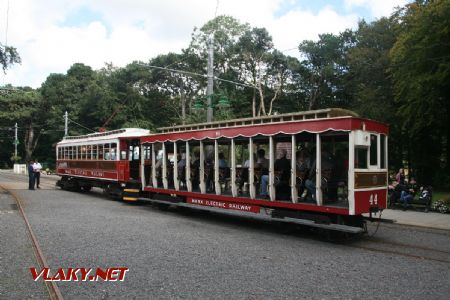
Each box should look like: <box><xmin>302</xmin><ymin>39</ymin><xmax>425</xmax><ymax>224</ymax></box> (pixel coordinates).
<box><xmin>173</xmin><ymin>142</ymin><xmax>179</xmax><ymax>191</ymax></box>
<box><xmin>315</xmin><ymin>134</ymin><xmax>323</xmax><ymax>206</ymax></box>
<box><xmin>162</xmin><ymin>143</ymin><xmax>168</xmax><ymax>189</ymax></box>
<box><xmin>269</xmin><ymin>136</ymin><xmax>275</xmax><ymax>201</ymax></box>
<box><xmin>199</xmin><ymin>141</ymin><xmax>206</xmax><ymax>194</ymax></box>
<box><xmin>151</xmin><ymin>144</ymin><xmax>157</xmax><ymax>187</ymax></box>
<box><xmin>291</xmin><ymin>135</ymin><xmax>298</xmax><ymax>203</ymax></box>
<box><xmin>231</xmin><ymin>139</ymin><xmax>237</xmax><ymax>197</ymax></box>
<box><xmin>186</xmin><ymin>142</ymin><xmax>192</xmax><ymax>192</ymax></box>
<box><xmin>348</xmin><ymin>132</ymin><xmax>355</xmax><ymax>215</ymax></box>
<box><xmin>214</xmin><ymin>140</ymin><xmax>221</xmax><ymax>195</ymax></box>
<box><xmin>249</xmin><ymin>138</ymin><xmax>255</xmax><ymax>199</ymax></box>
<box><xmin>140</xmin><ymin>145</ymin><xmax>145</xmax><ymax>189</ymax></box>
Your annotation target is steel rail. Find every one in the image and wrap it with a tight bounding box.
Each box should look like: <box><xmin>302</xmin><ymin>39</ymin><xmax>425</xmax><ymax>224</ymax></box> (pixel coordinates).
<box><xmin>0</xmin><ymin>185</ymin><xmax>64</xmax><ymax>300</ymax></box>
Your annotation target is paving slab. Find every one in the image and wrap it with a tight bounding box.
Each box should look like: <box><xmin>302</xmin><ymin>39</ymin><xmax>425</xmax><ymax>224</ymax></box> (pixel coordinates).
<box><xmin>380</xmin><ymin>209</ymin><xmax>450</xmax><ymax>231</ymax></box>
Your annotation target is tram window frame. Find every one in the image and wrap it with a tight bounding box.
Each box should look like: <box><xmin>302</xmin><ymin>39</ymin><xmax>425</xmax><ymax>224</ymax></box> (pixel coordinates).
<box><xmin>68</xmin><ymin>146</ymin><xmax>72</xmax><ymax>160</ymax></box>
<box><xmin>111</xmin><ymin>143</ymin><xmax>117</xmax><ymax>160</ymax></box>
<box><xmin>133</xmin><ymin>146</ymin><xmax>140</xmax><ymax>160</ymax></box>
<box><xmin>98</xmin><ymin>144</ymin><xmax>103</xmax><ymax>160</ymax></box>
<box><xmin>380</xmin><ymin>134</ymin><xmax>386</xmax><ymax>169</ymax></box>
<box><xmin>80</xmin><ymin>146</ymin><xmax>86</xmax><ymax>160</ymax></box>
<box><xmin>369</xmin><ymin>134</ymin><xmax>378</xmax><ymax>167</ymax></box>
<box><xmin>87</xmin><ymin>145</ymin><xmax>92</xmax><ymax>160</ymax></box>
<box><xmin>104</xmin><ymin>144</ymin><xmax>110</xmax><ymax>160</ymax></box>
<box><xmin>128</xmin><ymin>146</ymin><xmax>133</xmax><ymax>161</ymax></box>
<box><xmin>64</xmin><ymin>147</ymin><xmax>68</xmax><ymax>159</ymax></box>
<box><xmin>57</xmin><ymin>147</ymin><xmax>61</xmax><ymax>160</ymax></box>
<box><xmin>77</xmin><ymin>146</ymin><xmax>81</xmax><ymax>160</ymax></box>
<box><xmin>92</xmin><ymin>145</ymin><xmax>97</xmax><ymax>160</ymax></box>
<box><xmin>355</xmin><ymin>147</ymin><xmax>368</xmax><ymax>169</ymax></box>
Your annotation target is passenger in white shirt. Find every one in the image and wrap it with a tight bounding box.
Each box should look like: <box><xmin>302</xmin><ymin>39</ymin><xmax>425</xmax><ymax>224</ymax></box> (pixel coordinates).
<box><xmin>32</xmin><ymin>160</ymin><xmax>42</xmax><ymax>189</ymax></box>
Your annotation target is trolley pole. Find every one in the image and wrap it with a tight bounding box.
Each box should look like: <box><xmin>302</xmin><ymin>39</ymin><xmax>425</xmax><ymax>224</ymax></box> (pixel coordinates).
<box><xmin>206</xmin><ymin>35</ymin><xmax>214</xmax><ymax>123</ymax></box>
<box><xmin>64</xmin><ymin>111</ymin><xmax>68</xmax><ymax>137</ymax></box>
<box><xmin>14</xmin><ymin>122</ymin><xmax>18</xmax><ymax>157</ymax></box>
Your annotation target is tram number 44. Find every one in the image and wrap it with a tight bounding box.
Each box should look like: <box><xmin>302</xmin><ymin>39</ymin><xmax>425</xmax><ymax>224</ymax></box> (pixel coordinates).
<box><xmin>369</xmin><ymin>194</ymin><xmax>378</xmax><ymax>206</ymax></box>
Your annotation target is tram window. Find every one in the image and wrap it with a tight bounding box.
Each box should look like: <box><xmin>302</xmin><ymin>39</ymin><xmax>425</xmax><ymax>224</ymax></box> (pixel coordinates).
<box><xmin>133</xmin><ymin>146</ymin><xmax>140</xmax><ymax>160</ymax></box>
<box><xmin>104</xmin><ymin>144</ymin><xmax>110</xmax><ymax>160</ymax></box>
<box><xmin>355</xmin><ymin>147</ymin><xmax>368</xmax><ymax>169</ymax></box>
<box><xmin>144</xmin><ymin>146</ymin><xmax>150</xmax><ymax>160</ymax></box>
<box><xmin>68</xmin><ymin>146</ymin><xmax>72</xmax><ymax>160</ymax></box>
<box><xmin>87</xmin><ymin>145</ymin><xmax>92</xmax><ymax>160</ymax></box>
<box><xmin>92</xmin><ymin>145</ymin><xmax>97</xmax><ymax>160</ymax></box>
<box><xmin>98</xmin><ymin>145</ymin><xmax>103</xmax><ymax>160</ymax></box>
<box><xmin>380</xmin><ymin>135</ymin><xmax>386</xmax><ymax>169</ymax></box>
<box><xmin>129</xmin><ymin>146</ymin><xmax>133</xmax><ymax>161</ymax></box>
<box><xmin>63</xmin><ymin>147</ymin><xmax>67</xmax><ymax>159</ymax></box>
<box><xmin>80</xmin><ymin>146</ymin><xmax>85</xmax><ymax>160</ymax></box>
<box><xmin>370</xmin><ymin>134</ymin><xmax>378</xmax><ymax>166</ymax></box>
<box><xmin>121</xmin><ymin>149</ymin><xmax>127</xmax><ymax>160</ymax></box>
<box><xmin>77</xmin><ymin>146</ymin><xmax>81</xmax><ymax>159</ymax></box>
<box><xmin>111</xmin><ymin>143</ymin><xmax>117</xmax><ymax>160</ymax></box>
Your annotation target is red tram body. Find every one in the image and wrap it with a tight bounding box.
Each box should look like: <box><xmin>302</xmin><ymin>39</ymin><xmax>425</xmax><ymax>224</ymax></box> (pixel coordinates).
<box><xmin>56</xmin><ymin>109</ymin><xmax>389</xmax><ymax>233</ymax></box>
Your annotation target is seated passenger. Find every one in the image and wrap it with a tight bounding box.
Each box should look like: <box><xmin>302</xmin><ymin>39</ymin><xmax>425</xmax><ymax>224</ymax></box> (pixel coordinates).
<box><xmin>191</xmin><ymin>151</ymin><xmax>200</xmax><ymax>189</ymax></box>
<box><xmin>303</xmin><ymin>150</ymin><xmax>334</xmax><ymax>203</ymax></box>
<box><xmin>274</xmin><ymin>149</ymin><xmax>291</xmax><ymax>200</ymax></box>
<box><xmin>296</xmin><ymin>149</ymin><xmax>311</xmax><ymax>198</ymax></box>
<box><xmin>256</xmin><ymin>149</ymin><xmax>269</xmax><ymax>198</ymax></box>
<box><xmin>178</xmin><ymin>153</ymin><xmax>187</xmax><ymax>183</ymax></box>
<box><xmin>238</xmin><ymin>154</ymin><xmax>254</xmax><ymax>194</ymax></box>
<box><xmin>218</xmin><ymin>152</ymin><xmax>227</xmax><ymax>168</ymax></box>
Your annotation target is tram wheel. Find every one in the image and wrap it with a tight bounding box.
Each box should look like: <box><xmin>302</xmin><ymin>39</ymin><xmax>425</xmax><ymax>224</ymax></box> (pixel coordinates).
<box><xmin>81</xmin><ymin>185</ymin><xmax>92</xmax><ymax>192</ymax></box>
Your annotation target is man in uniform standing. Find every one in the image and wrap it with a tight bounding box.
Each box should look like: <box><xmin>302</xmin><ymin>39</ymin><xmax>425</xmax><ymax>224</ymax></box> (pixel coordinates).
<box><xmin>28</xmin><ymin>160</ymin><xmax>35</xmax><ymax>190</ymax></box>
<box><xmin>33</xmin><ymin>159</ymin><xmax>42</xmax><ymax>189</ymax></box>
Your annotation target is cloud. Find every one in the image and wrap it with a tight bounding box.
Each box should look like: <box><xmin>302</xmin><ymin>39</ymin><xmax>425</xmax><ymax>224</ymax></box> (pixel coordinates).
<box><xmin>1</xmin><ymin>0</ymin><xmax>402</xmax><ymax>88</ymax></box>
<box><xmin>344</xmin><ymin>0</ymin><xmax>409</xmax><ymax>17</ymax></box>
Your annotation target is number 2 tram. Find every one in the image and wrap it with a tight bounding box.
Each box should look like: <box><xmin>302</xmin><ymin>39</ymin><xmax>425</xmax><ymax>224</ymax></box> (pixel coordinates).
<box><xmin>56</xmin><ymin>109</ymin><xmax>388</xmax><ymax>234</ymax></box>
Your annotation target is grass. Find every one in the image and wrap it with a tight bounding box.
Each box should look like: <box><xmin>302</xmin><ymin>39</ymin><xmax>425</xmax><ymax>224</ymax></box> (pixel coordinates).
<box><xmin>433</xmin><ymin>191</ymin><xmax>450</xmax><ymax>203</ymax></box>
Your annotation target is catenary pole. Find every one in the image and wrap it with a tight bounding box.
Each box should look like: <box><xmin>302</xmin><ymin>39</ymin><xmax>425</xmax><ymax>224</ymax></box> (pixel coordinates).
<box><xmin>14</xmin><ymin>122</ymin><xmax>17</xmax><ymax>157</ymax></box>
<box><xmin>64</xmin><ymin>111</ymin><xmax>68</xmax><ymax>137</ymax></box>
<box><xmin>206</xmin><ymin>35</ymin><xmax>214</xmax><ymax>123</ymax></box>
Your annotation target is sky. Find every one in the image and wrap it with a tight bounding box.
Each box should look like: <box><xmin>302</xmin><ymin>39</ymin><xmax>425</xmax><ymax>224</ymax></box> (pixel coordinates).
<box><xmin>1</xmin><ymin>0</ymin><xmax>409</xmax><ymax>88</ymax></box>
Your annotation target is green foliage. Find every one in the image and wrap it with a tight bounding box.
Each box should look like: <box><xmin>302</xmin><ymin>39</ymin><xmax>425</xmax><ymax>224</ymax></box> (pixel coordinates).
<box><xmin>0</xmin><ymin>44</ymin><xmax>21</xmax><ymax>71</ymax></box>
<box><xmin>1</xmin><ymin>2</ymin><xmax>448</xmax><ymax>189</ymax></box>
<box><xmin>390</xmin><ymin>0</ymin><xmax>450</xmax><ymax>182</ymax></box>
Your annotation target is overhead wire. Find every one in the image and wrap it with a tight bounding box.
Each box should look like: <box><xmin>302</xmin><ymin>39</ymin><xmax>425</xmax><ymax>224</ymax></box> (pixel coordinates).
<box><xmin>67</xmin><ymin>118</ymin><xmax>96</xmax><ymax>133</ymax></box>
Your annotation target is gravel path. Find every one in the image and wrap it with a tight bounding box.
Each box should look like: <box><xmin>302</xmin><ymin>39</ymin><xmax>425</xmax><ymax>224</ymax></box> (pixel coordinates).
<box><xmin>1</xmin><ymin>172</ymin><xmax>449</xmax><ymax>299</ymax></box>
<box><xmin>0</xmin><ymin>188</ymin><xmax>48</xmax><ymax>299</ymax></box>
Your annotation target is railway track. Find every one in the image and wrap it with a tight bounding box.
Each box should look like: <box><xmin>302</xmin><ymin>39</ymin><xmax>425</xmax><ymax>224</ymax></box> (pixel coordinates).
<box><xmin>337</xmin><ymin>222</ymin><xmax>450</xmax><ymax>264</ymax></box>
<box><xmin>1</xmin><ymin>171</ymin><xmax>449</xmax><ymax>270</ymax></box>
<box><xmin>0</xmin><ymin>185</ymin><xmax>63</xmax><ymax>300</ymax></box>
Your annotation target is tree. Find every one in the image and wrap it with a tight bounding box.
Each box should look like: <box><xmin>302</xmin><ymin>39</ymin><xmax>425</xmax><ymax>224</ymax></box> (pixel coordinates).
<box><xmin>0</xmin><ymin>43</ymin><xmax>20</xmax><ymax>72</ymax></box>
<box><xmin>345</xmin><ymin>18</ymin><xmax>401</xmax><ymax>168</ymax></box>
<box><xmin>390</xmin><ymin>0</ymin><xmax>450</xmax><ymax>185</ymax></box>
<box><xmin>0</xmin><ymin>87</ymin><xmax>43</xmax><ymax>162</ymax></box>
<box><xmin>298</xmin><ymin>33</ymin><xmax>351</xmax><ymax>110</ymax></box>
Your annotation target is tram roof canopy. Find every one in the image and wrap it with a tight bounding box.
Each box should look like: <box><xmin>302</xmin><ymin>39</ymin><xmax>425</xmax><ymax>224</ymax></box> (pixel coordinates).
<box><xmin>142</xmin><ymin>108</ymin><xmax>388</xmax><ymax>143</ymax></box>
<box><xmin>57</xmin><ymin>128</ymin><xmax>150</xmax><ymax>145</ymax></box>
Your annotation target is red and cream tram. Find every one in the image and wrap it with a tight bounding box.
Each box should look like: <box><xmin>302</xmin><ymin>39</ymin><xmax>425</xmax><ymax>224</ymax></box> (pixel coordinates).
<box><xmin>56</xmin><ymin>109</ymin><xmax>388</xmax><ymax>233</ymax></box>
<box><xmin>56</xmin><ymin>128</ymin><xmax>150</xmax><ymax>197</ymax></box>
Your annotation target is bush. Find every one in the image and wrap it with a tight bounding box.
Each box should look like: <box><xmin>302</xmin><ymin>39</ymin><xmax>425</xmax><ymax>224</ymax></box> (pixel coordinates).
<box><xmin>432</xmin><ymin>170</ymin><xmax>450</xmax><ymax>190</ymax></box>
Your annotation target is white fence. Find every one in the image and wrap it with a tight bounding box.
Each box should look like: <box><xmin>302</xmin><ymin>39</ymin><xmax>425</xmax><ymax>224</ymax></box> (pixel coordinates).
<box><xmin>13</xmin><ymin>164</ymin><xmax>27</xmax><ymax>174</ymax></box>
